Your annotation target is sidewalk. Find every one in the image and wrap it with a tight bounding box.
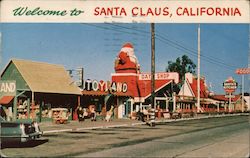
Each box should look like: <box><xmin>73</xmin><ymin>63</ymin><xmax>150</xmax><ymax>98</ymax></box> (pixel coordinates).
<box><xmin>39</xmin><ymin>113</ymin><xmax>249</xmax><ymax>134</ymax></box>
<box><xmin>40</xmin><ymin>118</ymin><xmax>144</xmax><ymax>134</ymax></box>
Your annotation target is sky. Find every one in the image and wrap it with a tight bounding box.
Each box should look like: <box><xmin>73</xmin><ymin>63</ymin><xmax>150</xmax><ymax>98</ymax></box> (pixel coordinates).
<box><xmin>0</xmin><ymin>23</ymin><xmax>249</xmax><ymax>94</ymax></box>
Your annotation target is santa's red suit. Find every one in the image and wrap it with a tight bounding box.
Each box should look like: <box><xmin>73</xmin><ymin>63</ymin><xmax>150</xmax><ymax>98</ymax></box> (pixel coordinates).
<box><xmin>114</xmin><ymin>43</ymin><xmax>140</xmax><ymax>73</ymax></box>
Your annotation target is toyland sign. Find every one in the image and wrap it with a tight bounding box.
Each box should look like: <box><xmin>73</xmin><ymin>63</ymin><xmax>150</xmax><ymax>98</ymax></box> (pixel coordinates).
<box><xmin>0</xmin><ymin>81</ymin><xmax>16</xmax><ymax>96</ymax></box>
<box><xmin>223</xmin><ymin>77</ymin><xmax>237</xmax><ymax>93</ymax></box>
<box><xmin>83</xmin><ymin>79</ymin><xmax>128</xmax><ymax>93</ymax></box>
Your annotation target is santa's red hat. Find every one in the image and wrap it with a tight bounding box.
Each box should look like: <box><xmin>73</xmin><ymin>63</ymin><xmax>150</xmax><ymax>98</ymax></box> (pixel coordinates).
<box><xmin>122</xmin><ymin>43</ymin><xmax>134</xmax><ymax>49</ymax></box>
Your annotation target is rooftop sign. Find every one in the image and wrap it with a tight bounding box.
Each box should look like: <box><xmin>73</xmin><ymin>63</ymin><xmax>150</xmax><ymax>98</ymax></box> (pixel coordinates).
<box><xmin>139</xmin><ymin>72</ymin><xmax>179</xmax><ymax>83</ymax></box>
<box><xmin>235</xmin><ymin>68</ymin><xmax>250</xmax><ymax>75</ymax></box>
<box><xmin>83</xmin><ymin>79</ymin><xmax>128</xmax><ymax>93</ymax></box>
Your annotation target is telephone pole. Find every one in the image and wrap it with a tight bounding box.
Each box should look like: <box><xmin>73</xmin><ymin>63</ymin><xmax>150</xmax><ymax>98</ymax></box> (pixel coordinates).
<box><xmin>150</xmin><ymin>23</ymin><xmax>156</xmax><ymax>127</ymax></box>
<box><xmin>197</xmin><ymin>24</ymin><xmax>201</xmax><ymax>113</ymax></box>
<box><xmin>0</xmin><ymin>31</ymin><xmax>2</xmax><ymax>74</ymax></box>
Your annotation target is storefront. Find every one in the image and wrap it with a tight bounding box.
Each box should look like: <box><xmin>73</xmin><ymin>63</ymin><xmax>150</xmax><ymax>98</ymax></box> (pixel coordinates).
<box><xmin>80</xmin><ymin>79</ymin><xmax>132</xmax><ymax>119</ymax></box>
<box><xmin>0</xmin><ymin>59</ymin><xmax>82</xmax><ymax>121</ymax></box>
<box><xmin>177</xmin><ymin>73</ymin><xmax>218</xmax><ymax>113</ymax></box>
<box><xmin>211</xmin><ymin>94</ymin><xmax>247</xmax><ymax>112</ymax></box>
<box><xmin>112</xmin><ymin>43</ymin><xmax>180</xmax><ymax>118</ymax></box>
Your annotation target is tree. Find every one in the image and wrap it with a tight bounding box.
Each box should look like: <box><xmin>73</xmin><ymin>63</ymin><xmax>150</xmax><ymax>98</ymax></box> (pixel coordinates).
<box><xmin>166</xmin><ymin>55</ymin><xmax>196</xmax><ymax>84</ymax></box>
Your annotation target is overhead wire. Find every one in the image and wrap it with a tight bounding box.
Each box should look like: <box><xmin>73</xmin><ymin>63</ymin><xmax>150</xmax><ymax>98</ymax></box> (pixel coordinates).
<box><xmin>155</xmin><ymin>34</ymin><xmax>236</xmax><ymax>71</ymax></box>
<box><xmin>106</xmin><ymin>23</ymin><xmax>238</xmax><ymax>69</ymax></box>
<box><xmin>82</xmin><ymin>23</ymin><xmax>240</xmax><ymax>71</ymax></box>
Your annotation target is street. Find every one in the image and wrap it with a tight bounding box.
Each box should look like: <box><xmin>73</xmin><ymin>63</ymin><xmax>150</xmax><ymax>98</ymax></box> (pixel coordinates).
<box><xmin>1</xmin><ymin>115</ymin><xmax>249</xmax><ymax>157</ymax></box>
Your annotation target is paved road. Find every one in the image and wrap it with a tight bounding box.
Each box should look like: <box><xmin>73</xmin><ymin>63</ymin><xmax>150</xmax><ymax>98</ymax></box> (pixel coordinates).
<box><xmin>82</xmin><ymin>117</ymin><xmax>249</xmax><ymax>157</ymax></box>
<box><xmin>1</xmin><ymin>115</ymin><xmax>249</xmax><ymax>157</ymax></box>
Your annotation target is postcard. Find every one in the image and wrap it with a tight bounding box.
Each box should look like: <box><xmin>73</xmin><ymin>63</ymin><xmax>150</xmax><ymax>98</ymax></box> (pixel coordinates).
<box><xmin>0</xmin><ymin>0</ymin><xmax>249</xmax><ymax>157</ymax></box>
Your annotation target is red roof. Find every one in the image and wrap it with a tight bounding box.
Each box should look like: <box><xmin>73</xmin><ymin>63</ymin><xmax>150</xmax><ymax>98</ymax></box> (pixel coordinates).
<box><xmin>188</xmin><ymin>78</ymin><xmax>209</xmax><ymax>98</ymax></box>
<box><xmin>0</xmin><ymin>96</ymin><xmax>14</xmax><ymax>104</ymax></box>
<box><xmin>137</xmin><ymin>79</ymin><xmax>172</xmax><ymax>98</ymax></box>
<box><xmin>212</xmin><ymin>95</ymin><xmax>241</xmax><ymax>102</ymax></box>
<box><xmin>112</xmin><ymin>74</ymin><xmax>172</xmax><ymax>98</ymax></box>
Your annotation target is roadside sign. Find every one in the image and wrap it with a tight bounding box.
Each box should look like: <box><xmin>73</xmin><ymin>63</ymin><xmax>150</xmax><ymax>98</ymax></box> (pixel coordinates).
<box><xmin>223</xmin><ymin>77</ymin><xmax>237</xmax><ymax>93</ymax></box>
<box><xmin>235</xmin><ymin>68</ymin><xmax>250</xmax><ymax>74</ymax></box>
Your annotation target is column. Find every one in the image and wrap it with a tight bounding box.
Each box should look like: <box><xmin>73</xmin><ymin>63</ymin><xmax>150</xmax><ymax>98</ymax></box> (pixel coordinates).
<box><xmin>13</xmin><ymin>96</ymin><xmax>17</xmax><ymax>121</ymax></box>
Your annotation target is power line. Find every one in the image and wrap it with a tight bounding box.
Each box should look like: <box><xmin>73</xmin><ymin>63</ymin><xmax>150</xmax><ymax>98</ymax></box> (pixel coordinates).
<box><xmin>156</xmin><ymin>36</ymin><xmax>235</xmax><ymax>71</ymax></box>
<box><xmin>82</xmin><ymin>23</ymin><xmax>147</xmax><ymax>38</ymax></box>
<box><xmin>82</xmin><ymin>23</ymin><xmax>239</xmax><ymax>71</ymax></box>
<box><xmin>106</xmin><ymin>23</ymin><xmax>238</xmax><ymax>69</ymax></box>
<box><xmin>155</xmin><ymin>34</ymin><xmax>236</xmax><ymax>71</ymax></box>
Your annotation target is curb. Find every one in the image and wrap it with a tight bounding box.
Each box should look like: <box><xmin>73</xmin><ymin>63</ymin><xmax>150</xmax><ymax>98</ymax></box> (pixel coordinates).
<box><xmin>43</xmin><ymin>113</ymin><xmax>249</xmax><ymax>134</ymax></box>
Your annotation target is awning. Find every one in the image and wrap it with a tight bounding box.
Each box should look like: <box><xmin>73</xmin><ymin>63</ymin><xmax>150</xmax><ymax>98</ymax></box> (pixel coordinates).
<box><xmin>0</xmin><ymin>96</ymin><xmax>14</xmax><ymax>104</ymax></box>
<box><xmin>82</xmin><ymin>90</ymin><xmax>108</xmax><ymax>96</ymax></box>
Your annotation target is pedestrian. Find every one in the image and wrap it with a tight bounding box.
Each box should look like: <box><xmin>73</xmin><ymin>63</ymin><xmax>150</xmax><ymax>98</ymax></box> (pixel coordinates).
<box><xmin>136</xmin><ymin>110</ymin><xmax>145</xmax><ymax>122</ymax></box>
<box><xmin>89</xmin><ymin>105</ymin><xmax>96</xmax><ymax>121</ymax></box>
<box><xmin>0</xmin><ymin>105</ymin><xmax>7</xmax><ymax>120</ymax></box>
<box><xmin>77</xmin><ymin>106</ymin><xmax>84</xmax><ymax>122</ymax></box>
<box><xmin>105</xmin><ymin>105</ymin><xmax>114</xmax><ymax>122</ymax></box>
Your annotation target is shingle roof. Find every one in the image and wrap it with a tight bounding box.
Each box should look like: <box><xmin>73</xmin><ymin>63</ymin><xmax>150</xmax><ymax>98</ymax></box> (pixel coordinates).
<box><xmin>189</xmin><ymin>78</ymin><xmax>209</xmax><ymax>98</ymax></box>
<box><xmin>5</xmin><ymin>59</ymin><xmax>82</xmax><ymax>95</ymax></box>
<box><xmin>211</xmin><ymin>94</ymin><xmax>241</xmax><ymax>102</ymax></box>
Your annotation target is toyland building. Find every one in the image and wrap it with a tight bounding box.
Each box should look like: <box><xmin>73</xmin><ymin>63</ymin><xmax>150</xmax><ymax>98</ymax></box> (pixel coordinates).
<box><xmin>0</xmin><ymin>43</ymin><xmax>247</xmax><ymax>121</ymax></box>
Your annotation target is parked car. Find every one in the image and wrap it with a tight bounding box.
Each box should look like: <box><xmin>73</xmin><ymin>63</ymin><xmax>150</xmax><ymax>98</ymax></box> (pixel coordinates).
<box><xmin>0</xmin><ymin>116</ymin><xmax>43</xmax><ymax>143</ymax></box>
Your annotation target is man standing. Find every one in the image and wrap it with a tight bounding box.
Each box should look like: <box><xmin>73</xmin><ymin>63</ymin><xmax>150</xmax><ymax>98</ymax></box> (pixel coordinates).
<box><xmin>89</xmin><ymin>105</ymin><xmax>96</xmax><ymax>121</ymax></box>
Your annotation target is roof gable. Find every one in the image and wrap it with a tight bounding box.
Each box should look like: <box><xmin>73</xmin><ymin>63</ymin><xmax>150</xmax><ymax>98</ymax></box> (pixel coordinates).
<box><xmin>178</xmin><ymin>79</ymin><xmax>195</xmax><ymax>97</ymax></box>
<box><xmin>1</xmin><ymin>61</ymin><xmax>30</xmax><ymax>91</ymax></box>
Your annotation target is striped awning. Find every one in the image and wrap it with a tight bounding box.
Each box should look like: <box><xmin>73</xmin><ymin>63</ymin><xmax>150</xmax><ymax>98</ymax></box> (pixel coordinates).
<box><xmin>0</xmin><ymin>96</ymin><xmax>14</xmax><ymax>104</ymax></box>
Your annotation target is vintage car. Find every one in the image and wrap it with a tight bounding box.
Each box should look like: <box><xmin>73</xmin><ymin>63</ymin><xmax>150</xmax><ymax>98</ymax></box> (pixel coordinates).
<box><xmin>0</xmin><ymin>116</ymin><xmax>43</xmax><ymax>143</ymax></box>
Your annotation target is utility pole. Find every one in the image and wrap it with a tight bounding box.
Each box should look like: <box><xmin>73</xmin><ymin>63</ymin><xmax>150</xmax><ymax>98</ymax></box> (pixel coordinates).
<box><xmin>197</xmin><ymin>24</ymin><xmax>201</xmax><ymax>113</ymax></box>
<box><xmin>241</xmin><ymin>76</ymin><xmax>244</xmax><ymax>112</ymax></box>
<box><xmin>0</xmin><ymin>31</ymin><xmax>2</xmax><ymax>75</ymax></box>
<box><xmin>248</xmin><ymin>24</ymin><xmax>250</xmax><ymax>112</ymax></box>
<box><xmin>150</xmin><ymin>23</ymin><xmax>156</xmax><ymax>127</ymax></box>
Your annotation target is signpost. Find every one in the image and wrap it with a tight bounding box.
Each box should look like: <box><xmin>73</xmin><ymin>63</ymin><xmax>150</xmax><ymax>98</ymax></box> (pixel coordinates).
<box><xmin>235</xmin><ymin>68</ymin><xmax>250</xmax><ymax>112</ymax></box>
<box><xmin>223</xmin><ymin>77</ymin><xmax>237</xmax><ymax>112</ymax></box>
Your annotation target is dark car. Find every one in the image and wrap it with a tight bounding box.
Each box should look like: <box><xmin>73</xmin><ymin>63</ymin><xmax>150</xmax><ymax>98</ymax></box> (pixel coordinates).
<box><xmin>0</xmin><ymin>116</ymin><xmax>43</xmax><ymax>143</ymax></box>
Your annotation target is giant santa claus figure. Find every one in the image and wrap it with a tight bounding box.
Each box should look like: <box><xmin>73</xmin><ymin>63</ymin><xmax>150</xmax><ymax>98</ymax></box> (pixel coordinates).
<box><xmin>114</xmin><ymin>43</ymin><xmax>140</xmax><ymax>73</ymax></box>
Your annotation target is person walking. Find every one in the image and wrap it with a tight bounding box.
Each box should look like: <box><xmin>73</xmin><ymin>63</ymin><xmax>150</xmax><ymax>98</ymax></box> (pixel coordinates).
<box><xmin>89</xmin><ymin>105</ymin><xmax>96</xmax><ymax>121</ymax></box>
<box><xmin>105</xmin><ymin>105</ymin><xmax>114</xmax><ymax>122</ymax></box>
